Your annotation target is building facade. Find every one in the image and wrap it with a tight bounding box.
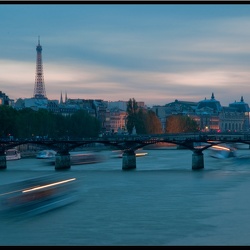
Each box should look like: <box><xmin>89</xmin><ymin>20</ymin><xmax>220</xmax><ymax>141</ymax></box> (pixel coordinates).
<box><xmin>152</xmin><ymin>93</ymin><xmax>250</xmax><ymax>133</ymax></box>
<box><xmin>109</xmin><ymin>108</ymin><xmax>127</xmax><ymax>134</ymax></box>
<box><xmin>219</xmin><ymin>96</ymin><xmax>249</xmax><ymax>132</ymax></box>
<box><xmin>0</xmin><ymin>91</ymin><xmax>12</xmax><ymax>106</ymax></box>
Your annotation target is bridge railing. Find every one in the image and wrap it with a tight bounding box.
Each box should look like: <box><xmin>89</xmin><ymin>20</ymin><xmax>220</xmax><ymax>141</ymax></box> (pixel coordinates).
<box><xmin>2</xmin><ymin>131</ymin><xmax>250</xmax><ymax>145</ymax></box>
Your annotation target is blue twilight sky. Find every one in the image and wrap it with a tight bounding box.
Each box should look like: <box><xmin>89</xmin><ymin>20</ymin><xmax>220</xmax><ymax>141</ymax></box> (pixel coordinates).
<box><xmin>1</xmin><ymin>3</ymin><xmax>250</xmax><ymax>107</ymax></box>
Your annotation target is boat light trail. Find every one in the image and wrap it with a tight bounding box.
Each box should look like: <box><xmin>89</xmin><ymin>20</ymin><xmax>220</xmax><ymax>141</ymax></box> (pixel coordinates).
<box><xmin>212</xmin><ymin>145</ymin><xmax>230</xmax><ymax>151</ymax></box>
<box><xmin>22</xmin><ymin>178</ymin><xmax>76</xmax><ymax>193</ymax></box>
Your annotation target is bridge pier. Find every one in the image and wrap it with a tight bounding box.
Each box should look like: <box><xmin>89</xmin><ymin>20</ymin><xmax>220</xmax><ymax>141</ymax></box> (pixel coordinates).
<box><xmin>0</xmin><ymin>152</ymin><xmax>7</xmax><ymax>169</ymax></box>
<box><xmin>55</xmin><ymin>151</ymin><xmax>71</xmax><ymax>170</ymax></box>
<box><xmin>192</xmin><ymin>150</ymin><xmax>204</xmax><ymax>170</ymax></box>
<box><xmin>122</xmin><ymin>150</ymin><xmax>136</xmax><ymax>170</ymax></box>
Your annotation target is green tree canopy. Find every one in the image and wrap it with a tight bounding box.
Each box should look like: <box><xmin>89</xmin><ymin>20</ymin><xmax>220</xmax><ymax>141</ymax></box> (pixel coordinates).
<box><xmin>0</xmin><ymin>105</ymin><xmax>18</xmax><ymax>137</ymax></box>
<box><xmin>68</xmin><ymin>110</ymin><xmax>101</xmax><ymax>138</ymax></box>
<box><xmin>0</xmin><ymin>106</ymin><xmax>101</xmax><ymax>139</ymax></box>
<box><xmin>126</xmin><ymin>98</ymin><xmax>139</xmax><ymax>134</ymax></box>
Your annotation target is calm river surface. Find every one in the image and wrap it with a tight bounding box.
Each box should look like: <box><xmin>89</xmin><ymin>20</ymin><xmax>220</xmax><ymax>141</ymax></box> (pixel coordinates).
<box><xmin>1</xmin><ymin>148</ymin><xmax>250</xmax><ymax>246</ymax></box>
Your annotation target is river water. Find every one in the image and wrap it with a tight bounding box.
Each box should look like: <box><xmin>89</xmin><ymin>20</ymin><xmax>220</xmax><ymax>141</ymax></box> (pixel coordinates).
<box><xmin>1</xmin><ymin>148</ymin><xmax>250</xmax><ymax>246</ymax></box>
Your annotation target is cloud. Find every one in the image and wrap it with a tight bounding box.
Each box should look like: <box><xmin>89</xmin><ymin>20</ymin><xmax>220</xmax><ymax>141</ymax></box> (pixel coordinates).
<box><xmin>1</xmin><ymin>56</ymin><xmax>250</xmax><ymax>107</ymax></box>
<box><xmin>2</xmin><ymin>6</ymin><xmax>250</xmax><ymax>107</ymax></box>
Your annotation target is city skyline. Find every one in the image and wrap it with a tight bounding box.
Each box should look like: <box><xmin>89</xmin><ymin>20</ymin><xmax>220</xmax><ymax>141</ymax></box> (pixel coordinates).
<box><xmin>1</xmin><ymin>4</ymin><xmax>250</xmax><ymax>107</ymax></box>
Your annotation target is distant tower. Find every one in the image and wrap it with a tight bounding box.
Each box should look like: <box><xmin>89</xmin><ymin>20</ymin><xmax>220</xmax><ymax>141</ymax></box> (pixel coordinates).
<box><xmin>65</xmin><ymin>91</ymin><xmax>68</xmax><ymax>102</ymax></box>
<box><xmin>60</xmin><ymin>91</ymin><xmax>63</xmax><ymax>104</ymax></box>
<box><xmin>33</xmin><ymin>36</ymin><xmax>47</xmax><ymax>99</ymax></box>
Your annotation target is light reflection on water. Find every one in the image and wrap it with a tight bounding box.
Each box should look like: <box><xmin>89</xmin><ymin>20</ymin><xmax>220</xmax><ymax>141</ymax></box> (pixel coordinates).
<box><xmin>1</xmin><ymin>149</ymin><xmax>250</xmax><ymax>245</ymax></box>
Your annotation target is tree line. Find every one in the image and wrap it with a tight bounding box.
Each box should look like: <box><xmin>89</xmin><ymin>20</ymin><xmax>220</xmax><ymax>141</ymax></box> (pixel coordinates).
<box><xmin>0</xmin><ymin>106</ymin><xmax>100</xmax><ymax>139</ymax></box>
<box><xmin>0</xmin><ymin>98</ymin><xmax>199</xmax><ymax>139</ymax></box>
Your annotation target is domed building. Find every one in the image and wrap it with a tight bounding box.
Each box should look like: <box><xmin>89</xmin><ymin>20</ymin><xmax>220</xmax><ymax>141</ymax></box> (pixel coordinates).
<box><xmin>195</xmin><ymin>93</ymin><xmax>222</xmax><ymax>132</ymax></box>
<box><xmin>220</xmin><ymin>96</ymin><xmax>250</xmax><ymax>132</ymax></box>
<box><xmin>196</xmin><ymin>93</ymin><xmax>222</xmax><ymax>113</ymax></box>
<box><xmin>229</xmin><ymin>96</ymin><xmax>249</xmax><ymax>113</ymax></box>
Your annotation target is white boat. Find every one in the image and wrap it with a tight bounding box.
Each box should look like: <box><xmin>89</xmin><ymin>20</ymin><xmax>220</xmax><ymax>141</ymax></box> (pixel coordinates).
<box><xmin>208</xmin><ymin>144</ymin><xmax>237</xmax><ymax>159</ymax></box>
<box><xmin>36</xmin><ymin>149</ymin><xmax>57</xmax><ymax>159</ymax></box>
<box><xmin>5</xmin><ymin>148</ymin><xmax>21</xmax><ymax>161</ymax></box>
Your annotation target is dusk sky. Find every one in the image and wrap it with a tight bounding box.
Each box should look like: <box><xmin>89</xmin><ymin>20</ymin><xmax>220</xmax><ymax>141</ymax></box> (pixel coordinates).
<box><xmin>1</xmin><ymin>4</ymin><xmax>250</xmax><ymax>107</ymax></box>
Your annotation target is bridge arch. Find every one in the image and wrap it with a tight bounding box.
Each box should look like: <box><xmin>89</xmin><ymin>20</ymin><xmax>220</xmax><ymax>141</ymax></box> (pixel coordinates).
<box><xmin>1</xmin><ymin>132</ymin><xmax>250</xmax><ymax>170</ymax></box>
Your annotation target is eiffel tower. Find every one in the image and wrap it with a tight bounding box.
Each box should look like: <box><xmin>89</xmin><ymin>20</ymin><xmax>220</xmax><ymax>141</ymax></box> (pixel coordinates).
<box><xmin>33</xmin><ymin>36</ymin><xmax>47</xmax><ymax>99</ymax></box>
